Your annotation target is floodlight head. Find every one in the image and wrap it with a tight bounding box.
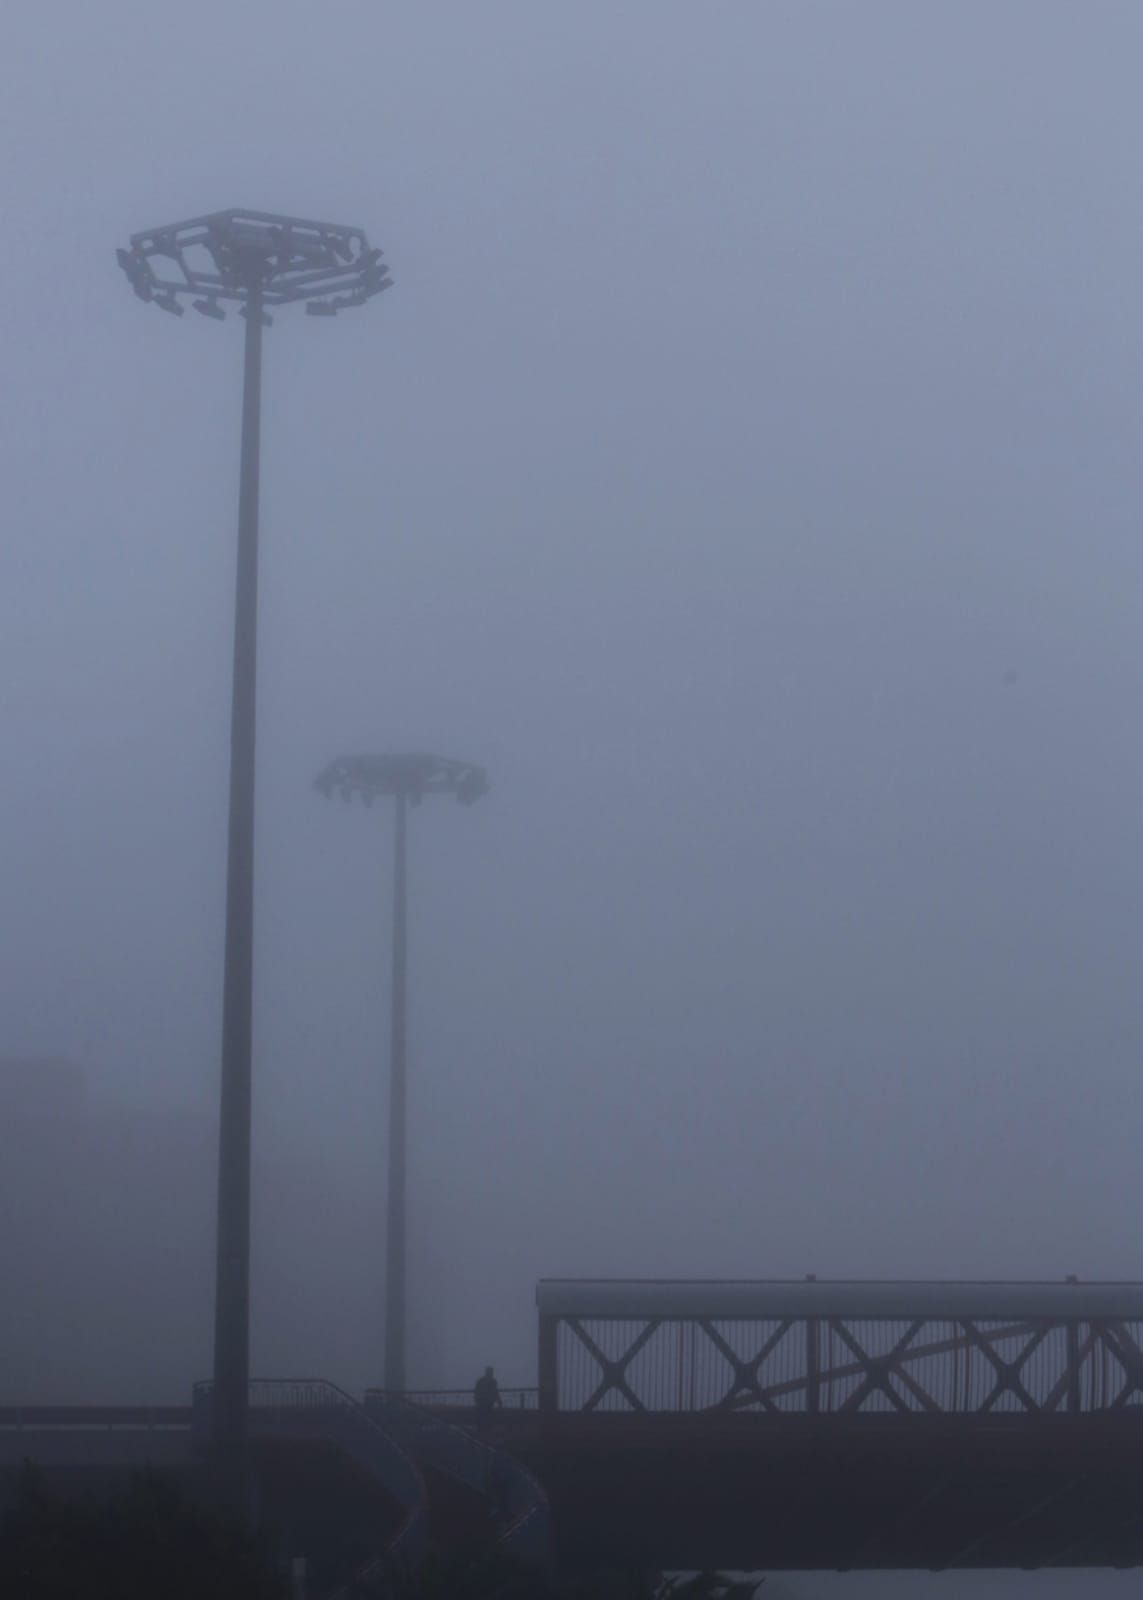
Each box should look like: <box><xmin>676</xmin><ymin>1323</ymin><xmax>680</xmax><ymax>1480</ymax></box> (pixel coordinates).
<box><xmin>314</xmin><ymin>753</ymin><xmax>489</xmax><ymax>808</ymax></box>
<box><xmin>193</xmin><ymin>298</ymin><xmax>226</xmax><ymax>320</ymax></box>
<box><xmin>117</xmin><ymin>209</ymin><xmax>392</xmax><ymax>318</ymax></box>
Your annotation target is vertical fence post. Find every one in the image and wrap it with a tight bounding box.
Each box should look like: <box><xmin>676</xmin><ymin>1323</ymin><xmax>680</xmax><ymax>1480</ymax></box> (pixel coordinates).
<box><xmin>806</xmin><ymin>1318</ymin><xmax>820</xmax><ymax>1415</ymax></box>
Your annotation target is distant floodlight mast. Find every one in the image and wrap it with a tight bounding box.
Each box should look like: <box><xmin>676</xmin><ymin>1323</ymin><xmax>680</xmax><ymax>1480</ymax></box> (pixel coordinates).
<box><xmin>118</xmin><ymin>211</ymin><xmax>392</xmax><ymax>1469</ymax></box>
<box><xmin>315</xmin><ymin>754</ymin><xmax>489</xmax><ymax>1392</ymax></box>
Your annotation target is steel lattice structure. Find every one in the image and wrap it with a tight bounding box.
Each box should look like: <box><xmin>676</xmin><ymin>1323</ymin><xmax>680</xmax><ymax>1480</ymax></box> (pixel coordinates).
<box><xmin>117</xmin><ymin>208</ymin><xmax>392</xmax><ymax>318</ymax></box>
<box><xmin>538</xmin><ymin>1280</ymin><xmax>1143</xmax><ymax>1415</ymax></box>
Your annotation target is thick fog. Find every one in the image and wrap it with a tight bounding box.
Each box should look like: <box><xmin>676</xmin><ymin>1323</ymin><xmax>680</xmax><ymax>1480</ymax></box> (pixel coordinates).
<box><xmin>3</xmin><ymin>3</ymin><xmax>1143</xmax><ymax>1590</ymax></box>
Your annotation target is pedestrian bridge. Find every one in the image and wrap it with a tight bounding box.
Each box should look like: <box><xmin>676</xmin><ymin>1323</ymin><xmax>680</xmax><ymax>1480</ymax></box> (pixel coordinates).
<box><xmin>511</xmin><ymin>1278</ymin><xmax>1143</xmax><ymax>1571</ymax></box>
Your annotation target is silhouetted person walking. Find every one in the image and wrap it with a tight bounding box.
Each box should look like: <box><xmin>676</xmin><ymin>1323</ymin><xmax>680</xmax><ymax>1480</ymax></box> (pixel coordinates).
<box><xmin>474</xmin><ymin>1366</ymin><xmax>502</xmax><ymax>1432</ymax></box>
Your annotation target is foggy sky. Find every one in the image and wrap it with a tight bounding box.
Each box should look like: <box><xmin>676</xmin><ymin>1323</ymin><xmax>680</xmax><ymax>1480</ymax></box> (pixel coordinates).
<box><xmin>3</xmin><ymin>4</ymin><xmax>1143</xmax><ymax>1589</ymax></box>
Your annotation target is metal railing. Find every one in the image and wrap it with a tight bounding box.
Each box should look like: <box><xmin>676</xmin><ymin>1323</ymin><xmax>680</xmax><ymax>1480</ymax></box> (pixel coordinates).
<box><xmin>193</xmin><ymin>1379</ymin><xmax>427</xmax><ymax>1576</ymax></box>
<box><xmin>376</xmin><ymin>1386</ymin><xmax>539</xmax><ymax>1412</ymax></box>
<box><xmin>366</xmin><ymin>1390</ymin><xmax>550</xmax><ymax>1566</ymax></box>
<box><xmin>0</xmin><ymin>1405</ymin><xmax>191</xmax><ymax>1432</ymax></box>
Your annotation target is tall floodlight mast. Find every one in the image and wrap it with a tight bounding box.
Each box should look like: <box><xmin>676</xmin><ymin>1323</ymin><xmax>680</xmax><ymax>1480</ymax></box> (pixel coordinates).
<box><xmin>315</xmin><ymin>754</ymin><xmax>488</xmax><ymax>1391</ymax></box>
<box><xmin>118</xmin><ymin>212</ymin><xmax>392</xmax><ymax>1469</ymax></box>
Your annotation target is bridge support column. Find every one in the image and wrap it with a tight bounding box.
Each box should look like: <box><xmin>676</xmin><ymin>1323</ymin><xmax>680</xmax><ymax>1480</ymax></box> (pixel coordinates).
<box><xmin>1066</xmin><ymin>1320</ymin><xmax>1081</xmax><ymax>1413</ymax></box>
<box><xmin>806</xmin><ymin>1317</ymin><xmax>820</xmax><ymax>1414</ymax></box>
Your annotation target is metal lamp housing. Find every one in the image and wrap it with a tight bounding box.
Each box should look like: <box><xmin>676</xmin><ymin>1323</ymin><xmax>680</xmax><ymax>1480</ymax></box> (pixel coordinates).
<box><xmin>117</xmin><ymin>208</ymin><xmax>393</xmax><ymax>318</ymax></box>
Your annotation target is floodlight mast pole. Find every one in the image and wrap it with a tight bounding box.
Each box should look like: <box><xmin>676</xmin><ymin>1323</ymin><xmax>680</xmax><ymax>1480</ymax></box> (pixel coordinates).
<box><xmin>313</xmin><ymin>754</ymin><xmax>488</xmax><ymax>1392</ymax></box>
<box><xmin>214</xmin><ymin>276</ymin><xmax>264</xmax><ymax>1465</ymax></box>
<box><xmin>385</xmin><ymin>787</ymin><xmax>408</xmax><ymax>1393</ymax></box>
<box><xmin>117</xmin><ymin>212</ymin><xmax>392</xmax><ymax>1479</ymax></box>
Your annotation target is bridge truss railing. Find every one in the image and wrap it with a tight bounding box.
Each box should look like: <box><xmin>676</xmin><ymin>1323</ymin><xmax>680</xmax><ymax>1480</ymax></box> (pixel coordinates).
<box><xmin>537</xmin><ymin>1282</ymin><xmax>1143</xmax><ymax>1415</ymax></box>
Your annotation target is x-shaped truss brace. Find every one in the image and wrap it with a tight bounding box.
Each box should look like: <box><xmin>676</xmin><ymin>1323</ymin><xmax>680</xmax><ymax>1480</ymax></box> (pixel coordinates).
<box><xmin>960</xmin><ymin>1320</ymin><xmax>1051</xmax><ymax>1411</ymax></box>
<box><xmin>828</xmin><ymin>1319</ymin><xmax>941</xmax><ymax>1413</ymax></box>
<box><xmin>698</xmin><ymin>1319</ymin><xmax>793</xmax><ymax>1411</ymax></box>
<box><xmin>567</xmin><ymin>1318</ymin><xmax>661</xmax><ymax>1411</ymax></box>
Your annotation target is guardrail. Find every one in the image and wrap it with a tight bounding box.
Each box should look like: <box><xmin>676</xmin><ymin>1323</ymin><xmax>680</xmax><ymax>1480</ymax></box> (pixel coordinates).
<box><xmin>380</xmin><ymin>1387</ymin><xmax>539</xmax><ymax>1412</ymax></box>
<box><xmin>0</xmin><ymin>1406</ymin><xmax>191</xmax><ymax>1431</ymax></box>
